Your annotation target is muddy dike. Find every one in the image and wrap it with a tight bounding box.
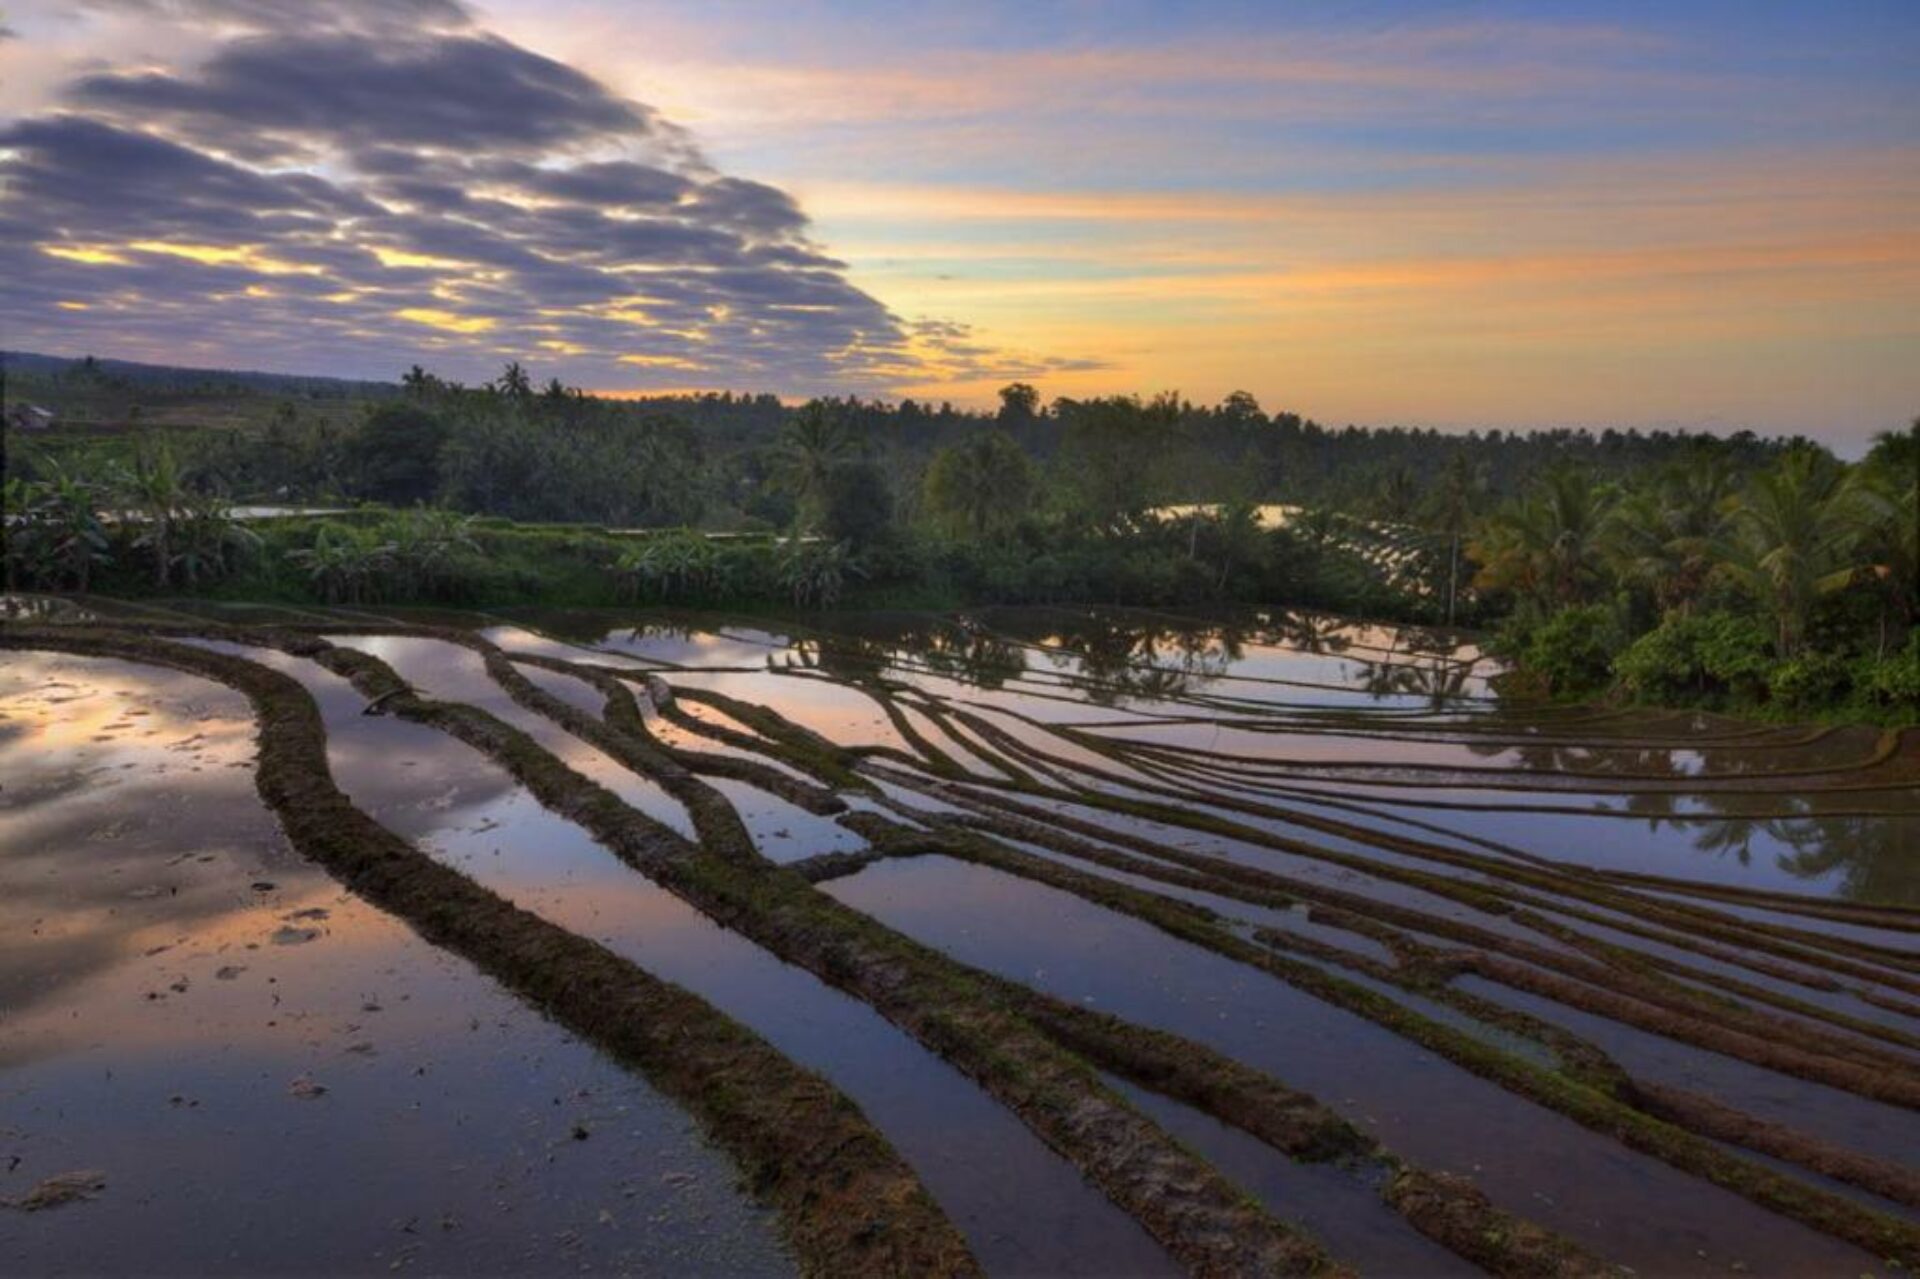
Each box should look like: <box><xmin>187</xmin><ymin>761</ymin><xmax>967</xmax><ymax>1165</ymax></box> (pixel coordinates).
<box><xmin>0</xmin><ymin>625</ymin><xmax>975</xmax><ymax>1278</ymax></box>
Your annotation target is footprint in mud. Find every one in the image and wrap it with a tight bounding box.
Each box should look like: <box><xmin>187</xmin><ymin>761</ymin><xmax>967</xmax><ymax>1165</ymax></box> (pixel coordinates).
<box><xmin>271</xmin><ymin>926</ymin><xmax>321</xmax><ymax>946</ymax></box>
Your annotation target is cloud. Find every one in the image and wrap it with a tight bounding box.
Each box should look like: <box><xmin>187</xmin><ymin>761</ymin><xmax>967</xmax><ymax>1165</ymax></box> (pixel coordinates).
<box><xmin>74</xmin><ymin>0</ymin><xmax>473</xmax><ymax>34</ymax></box>
<box><xmin>71</xmin><ymin>31</ymin><xmax>657</xmax><ymax>161</ymax></box>
<box><xmin>0</xmin><ymin>5</ymin><xmax>1069</xmax><ymax>394</ymax></box>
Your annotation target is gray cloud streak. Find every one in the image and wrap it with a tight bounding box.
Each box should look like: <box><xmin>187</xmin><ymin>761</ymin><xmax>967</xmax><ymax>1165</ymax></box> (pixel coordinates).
<box><xmin>3</xmin><ymin>4</ymin><xmax>1094</xmax><ymax>393</ymax></box>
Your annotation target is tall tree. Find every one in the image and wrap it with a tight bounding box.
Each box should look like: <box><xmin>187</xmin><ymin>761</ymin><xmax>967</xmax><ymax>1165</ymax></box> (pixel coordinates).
<box><xmin>492</xmin><ymin>361</ymin><xmax>533</xmax><ymax>399</ymax></box>
<box><xmin>922</xmin><ymin>429</ymin><xmax>1036</xmax><ymax>539</ymax></box>
<box><xmin>997</xmin><ymin>382</ymin><xmax>1040</xmax><ymax>423</ymax></box>
<box><xmin>1470</xmin><ymin>466</ymin><xmax>1616</xmax><ymax>612</ymax></box>
<box><xmin>775</xmin><ymin>400</ymin><xmax>857</xmax><ymax>529</ymax></box>
<box><xmin>124</xmin><ymin>442</ymin><xmax>190</xmax><ymax>588</ymax></box>
<box><xmin>1850</xmin><ymin>419</ymin><xmax>1919</xmax><ymax>651</ymax></box>
<box><xmin>1603</xmin><ymin>453</ymin><xmax>1737</xmax><ymax>614</ymax></box>
<box><xmin>1717</xmin><ymin>448</ymin><xmax>1861</xmax><ymax>655</ymax></box>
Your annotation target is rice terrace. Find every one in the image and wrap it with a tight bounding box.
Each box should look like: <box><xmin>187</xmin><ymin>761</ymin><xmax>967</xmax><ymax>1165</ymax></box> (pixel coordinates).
<box><xmin>2</xmin><ymin>596</ymin><xmax>1915</xmax><ymax>1275</ymax></box>
<box><xmin>3</xmin><ymin>1</ymin><xmax>1919</xmax><ymax>1275</ymax></box>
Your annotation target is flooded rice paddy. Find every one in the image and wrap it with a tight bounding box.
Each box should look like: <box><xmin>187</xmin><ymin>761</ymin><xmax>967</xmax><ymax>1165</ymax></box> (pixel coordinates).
<box><xmin>2</xmin><ymin>599</ymin><xmax>1916</xmax><ymax>1276</ymax></box>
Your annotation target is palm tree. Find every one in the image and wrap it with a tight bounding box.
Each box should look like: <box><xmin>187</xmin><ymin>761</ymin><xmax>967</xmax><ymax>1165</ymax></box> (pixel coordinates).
<box><xmin>400</xmin><ymin>365</ymin><xmax>438</xmax><ymax>398</ymax></box>
<box><xmin>125</xmin><ymin>443</ymin><xmax>190</xmax><ymax>588</ymax></box>
<box><xmin>1717</xmin><ymin>448</ymin><xmax>1862</xmax><ymax>655</ymax></box>
<box><xmin>1423</xmin><ymin>452</ymin><xmax>1484</xmax><ymax>538</ymax></box>
<box><xmin>492</xmin><ymin>361</ymin><xmax>532</xmax><ymax>399</ymax></box>
<box><xmin>775</xmin><ymin>401</ymin><xmax>856</xmax><ymax>528</ymax></box>
<box><xmin>286</xmin><ymin>525</ymin><xmax>395</xmax><ymax>605</ymax></box>
<box><xmin>777</xmin><ymin>537</ymin><xmax>857</xmax><ymax>608</ymax></box>
<box><xmin>1470</xmin><ymin>466</ymin><xmax>1615</xmax><ymax>612</ymax></box>
<box><xmin>1206</xmin><ymin>501</ymin><xmax>1267</xmax><ymax>594</ymax></box>
<box><xmin>1853</xmin><ymin>421</ymin><xmax>1919</xmax><ymax>653</ymax></box>
<box><xmin>1603</xmin><ymin>455</ymin><xmax>1737</xmax><ymax>614</ymax></box>
<box><xmin>173</xmin><ymin>494</ymin><xmax>259</xmax><ymax>587</ymax></box>
<box><xmin>388</xmin><ymin>508</ymin><xmax>481</xmax><ymax>597</ymax></box>
<box><xmin>1372</xmin><ymin>465</ymin><xmax>1420</xmax><ymax>524</ymax></box>
<box><xmin>922</xmin><ymin>429</ymin><xmax>1035</xmax><ymax>539</ymax></box>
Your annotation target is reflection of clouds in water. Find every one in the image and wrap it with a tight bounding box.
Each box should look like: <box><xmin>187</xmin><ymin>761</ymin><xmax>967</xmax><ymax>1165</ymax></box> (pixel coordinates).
<box><xmin>186</xmin><ymin>638</ymin><xmax>523</xmax><ymax>834</ymax></box>
<box><xmin>0</xmin><ymin>654</ymin><xmax>294</xmax><ymax>1020</ymax></box>
<box><xmin>0</xmin><ymin>654</ymin><xmax>255</xmax><ymax>764</ymax></box>
<box><xmin>0</xmin><ymin>645</ymin><xmax>784</xmax><ymax>1276</ymax></box>
<box><xmin>328</xmin><ymin>635</ymin><xmax>696</xmax><ymax>834</ymax></box>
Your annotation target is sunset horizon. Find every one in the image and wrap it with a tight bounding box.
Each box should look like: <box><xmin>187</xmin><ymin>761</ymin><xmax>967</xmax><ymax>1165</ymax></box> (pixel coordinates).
<box><xmin>4</xmin><ymin>1</ymin><xmax>1916</xmax><ymax>450</ymax></box>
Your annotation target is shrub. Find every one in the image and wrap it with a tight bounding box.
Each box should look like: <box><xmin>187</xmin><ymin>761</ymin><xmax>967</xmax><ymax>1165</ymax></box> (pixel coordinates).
<box><xmin>1517</xmin><ymin>604</ymin><xmax>1619</xmax><ymax>696</ymax></box>
<box><xmin>1857</xmin><ymin>631</ymin><xmax>1920</xmax><ymax>713</ymax></box>
<box><xmin>1766</xmin><ymin>652</ymin><xmax>1854</xmax><ymax>712</ymax></box>
<box><xmin>613</xmin><ymin>529</ymin><xmax>725</xmax><ymax>603</ymax></box>
<box><xmin>1614</xmin><ymin>611</ymin><xmax>1771</xmax><ymax>704</ymax></box>
<box><xmin>778</xmin><ymin>539</ymin><xmax>860</xmax><ymax>608</ymax></box>
<box><xmin>285</xmin><ymin>524</ymin><xmax>395</xmax><ymax>604</ymax></box>
<box><xmin>381</xmin><ymin>508</ymin><xmax>485</xmax><ymax>600</ymax></box>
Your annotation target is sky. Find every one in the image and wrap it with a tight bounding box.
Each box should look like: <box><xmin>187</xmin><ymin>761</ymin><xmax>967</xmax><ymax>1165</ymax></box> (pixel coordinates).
<box><xmin>1</xmin><ymin>1</ymin><xmax>1916</xmax><ymax>449</ymax></box>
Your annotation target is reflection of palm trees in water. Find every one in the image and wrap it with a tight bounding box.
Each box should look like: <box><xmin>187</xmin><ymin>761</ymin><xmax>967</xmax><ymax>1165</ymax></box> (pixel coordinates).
<box><xmin>1656</xmin><ymin>804</ymin><xmax>1919</xmax><ymax>906</ymax></box>
<box><xmin>1505</xmin><ymin>742</ymin><xmax>1691</xmax><ymax>777</ymax></box>
<box><xmin>1260</xmin><ymin>610</ymin><xmax>1352</xmax><ymax>656</ymax></box>
<box><xmin>777</xmin><ymin>638</ymin><xmax>883</xmax><ymax>681</ymax></box>
<box><xmin>1355</xmin><ymin>656</ymin><xmax>1473</xmax><ymax>706</ymax></box>
<box><xmin>1687</xmin><ymin>816</ymin><xmax>1763</xmax><ymax>867</ymax></box>
<box><xmin>1771</xmin><ymin>815</ymin><xmax>1920</xmax><ymax>906</ymax></box>
<box><xmin>772</xmin><ymin>621</ymin><xmax>1028</xmax><ymax>689</ymax></box>
<box><xmin>918</xmin><ymin>628</ymin><xmax>1026</xmax><ymax>689</ymax></box>
<box><xmin>1040</xmin><ymin>614</ymin><xmax>1244</xmax><ymax>704</ymax></box>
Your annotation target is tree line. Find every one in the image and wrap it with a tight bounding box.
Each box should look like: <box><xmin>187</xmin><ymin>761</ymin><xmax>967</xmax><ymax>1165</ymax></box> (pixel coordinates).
<box><xmin>6</xmin><ymin>357</ymin><xmax>1914</xmax><ymax>720</ymax></box>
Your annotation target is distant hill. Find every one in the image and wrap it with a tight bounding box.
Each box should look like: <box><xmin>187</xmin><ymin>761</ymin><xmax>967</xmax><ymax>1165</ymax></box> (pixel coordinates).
<box><xmin>2</xmin><ymin>350</ymin><xmax>400</xmax><ymax>400</ymax></box>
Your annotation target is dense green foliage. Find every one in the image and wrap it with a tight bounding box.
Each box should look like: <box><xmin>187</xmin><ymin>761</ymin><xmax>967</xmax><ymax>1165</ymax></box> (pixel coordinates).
<box><xmin>5</xmin><ymin>353</ymin><xmax>1913</xmax><ymax>721</ymax></box>
<box><xmin>1479</xmin><ymin>426</ymin><xmax>1917</xmax><ymax>720</ymax></box>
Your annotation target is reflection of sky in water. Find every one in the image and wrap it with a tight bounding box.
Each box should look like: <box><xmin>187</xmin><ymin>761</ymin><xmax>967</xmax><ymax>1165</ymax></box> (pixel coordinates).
<box><xmin>666</xmin><ymin>669</ymin><xmax>911</xmax><ymax>752</ymax></box>
<box><xmin>476</xmin><ymin>608</ymin><xmax>1920</xmax><ymax>908</ymax></box>
<box><xmin>587</xmin><ymin>606</ymin><xmax>1908</xmax><ymax>909</ymax></box>
<box><xmin>330</xmin><ymin>635</ymin><xmax>696</xmax><ymax>837</ymax></box>
<box><xmin>1452</xmin><ymin>976</ymin><xmax>1920</xmax><ymax>1165</ymax></box>
<box><xmin>203</xmin><ymin>640</ymin><xmax>1170</xmax><ymax>1276</ymax></box>
<box><xmin>408</xmin><ymin>804</ymin><xmax>1176</xmax><ymax>1276</ymax></box>
<box><xmin>0</xmin><ymin>652</ymin><xmax>786</xmax><ymax>1276</ymax></box>
<box><xmin>10</xmin><ymin>606</ymin><xmax>1916</xmax><ymax>1273</ymax></box>
<box><xmin>829</xmin><ymin>856</ymin><xmax>1875</xmax><ymax>1278</ymax></box>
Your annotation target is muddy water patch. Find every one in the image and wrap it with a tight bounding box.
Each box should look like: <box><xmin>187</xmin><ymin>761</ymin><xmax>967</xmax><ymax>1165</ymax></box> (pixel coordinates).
<box><xmin>827</xmin><ymin>855</ymin><xmax>1879</xmax><ymax>1276</ymax></box>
